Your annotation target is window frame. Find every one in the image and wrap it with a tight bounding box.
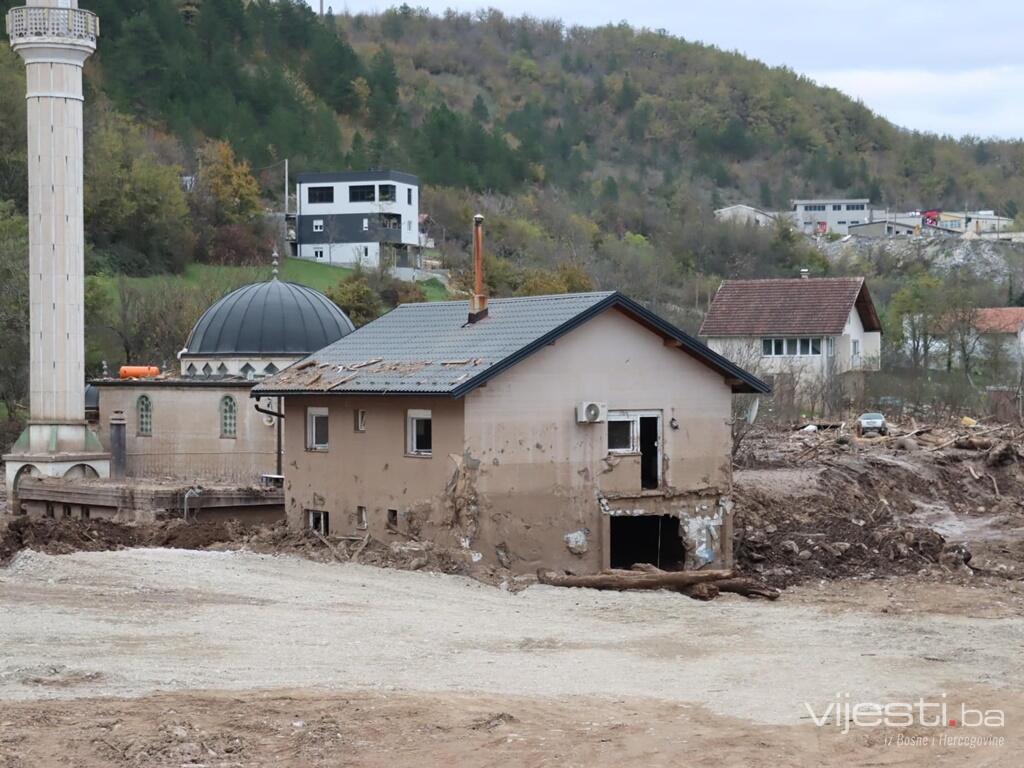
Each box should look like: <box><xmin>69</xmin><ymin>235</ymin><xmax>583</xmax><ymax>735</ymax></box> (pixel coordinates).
<box><xmin>406</xmin><ymin>409</ymin><xmax>433</xmax><ymax>457</ymax></box>
<box><xmin>313</xmin><ymin>247</ymin><xmax>324</xmax><ymax>260</ymax></box>
<box><xmin>349</xmin><ymin>184</ymin><xmax>376</xmax><ymax>203</ymax></box>
<box><xmin>379</xmin><ymin>184</ymin><xmax>396</xmax><ymax>202</ymax></box>
<box><xmin>307</xmin><ymin>186</ymin><xmax>334</xmax><ymax>204</ymax></box>
<box><xmin>312</xmin><ymin>219</ymin><xmax>324</xmax><ymax>233</ymax></box>
<box><xmin>354</xmin><ymin>409</ymin><xmax>367</xmax><ymax>433</ymax></box>
<box><xmin>220</xmin><ymin>395</ymin><xmax>237</xmax><ymax>439</ymax></box>
<box><xmin>761</xmin><ymin>337</ymin><xmax>825</xmax><ymax>357</ymax></box>
<box><xmin>356</xmin><ymin>506</ymin><xmax>368</xmax><ymax>530</ymax></box>
<box><xmin>607</xmin><ymin>411</ymin><xmax>639</xmax><ymax>454</ymax></box>
<box><xmin>306</xmin><ymin>407</ymin><xmax>329</xmax><ymax>451</ymax></box>
<box><xmin>137</xmin><ymin>395</ymin><xmax>153</xmax><ymax>437</ymax></box>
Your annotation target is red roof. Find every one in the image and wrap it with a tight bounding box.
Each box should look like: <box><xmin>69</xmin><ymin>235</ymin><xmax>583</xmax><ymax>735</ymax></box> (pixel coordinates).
<box><xmin>973</xmin><ymin>307</ymin><xmax>1024</xmax><ymax>334</ymax></box>
<box><xmin>699</xmin><ymin>277</ymin><xmax>882</xmax><ymax>337</ymax></box>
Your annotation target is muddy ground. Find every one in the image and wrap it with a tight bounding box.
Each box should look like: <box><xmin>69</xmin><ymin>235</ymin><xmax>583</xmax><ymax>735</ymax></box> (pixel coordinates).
<box><xmin>1</xmin><ymin>426</ymin><xmax>1023</xmax><ymax>765</ymax></box>
<box><xmin>1</xmin><ymin>548</ymin><xmax>1022</xmax><ymax>767</ymax></box>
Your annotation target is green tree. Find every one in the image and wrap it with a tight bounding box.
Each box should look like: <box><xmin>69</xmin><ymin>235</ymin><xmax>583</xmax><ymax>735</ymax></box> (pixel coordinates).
<box><xmin>0</xmin><ymin>202</ymin><xmax>28</xmax><ymax>419</ymax></box>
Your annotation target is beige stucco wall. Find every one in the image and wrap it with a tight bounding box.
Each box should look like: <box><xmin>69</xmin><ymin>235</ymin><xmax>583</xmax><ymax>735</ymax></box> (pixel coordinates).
<box><xmin>282</xmin><ymin>395</ymin><xmax>465</xmax><ymax>547</ymax></box>
<box><xmin>94</xmin><ymin>384</ymin><xmax>277</xmax><ymax>482</ymax></box>
<box><xmin>462</xmin><ymin>308</ymin><xmax>734</xmax><ymax>573</ymax></box>
<box><xmin>278</xmin><ymin>307</ymin><xmax>736</xmax><ymax>574</ymax></box>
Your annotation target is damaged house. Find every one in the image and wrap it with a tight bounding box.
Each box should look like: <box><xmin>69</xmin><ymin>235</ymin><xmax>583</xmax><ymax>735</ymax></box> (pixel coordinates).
<box><xmin>252</xmin><ymin>290</ymin><xmax>768</xmax><ymax>573</ymax></box>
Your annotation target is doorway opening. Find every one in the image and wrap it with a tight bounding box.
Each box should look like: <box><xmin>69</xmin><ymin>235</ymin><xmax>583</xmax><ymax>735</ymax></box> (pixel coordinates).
<box><xmin>640</xmin><ymin>415</ymin><xmax>660</xmax><ymax>489</ymax></box>
<box><xmin>609</xmin><ymin>515</ymin><xmax>685</xmax><ymax>570</ymax></box>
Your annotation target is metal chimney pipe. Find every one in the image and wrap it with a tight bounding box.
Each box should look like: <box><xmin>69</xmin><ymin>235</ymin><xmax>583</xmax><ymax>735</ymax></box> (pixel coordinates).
<box><xmin>468</xmin><ymin>214</ymin><xmax>488</xmax><ymax>323</ymax></box>
<box><xmin>109</xmin><ymin>410</ymin><xmax>126</xmax><ymax>480</ymax></box>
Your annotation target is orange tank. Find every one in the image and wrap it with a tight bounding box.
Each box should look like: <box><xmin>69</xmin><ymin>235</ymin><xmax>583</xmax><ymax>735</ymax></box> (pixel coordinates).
<box><xmin>119</xmin><ymin>366</ymin><xmax>160</xmax><ymax>379</ymax></box>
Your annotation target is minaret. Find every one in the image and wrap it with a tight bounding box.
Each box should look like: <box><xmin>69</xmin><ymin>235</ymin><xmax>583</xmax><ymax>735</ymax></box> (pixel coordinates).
<box><xmin>4</xmin><ymin>1</ymin><xmax>109</xmax><ymax>501</ymax></box>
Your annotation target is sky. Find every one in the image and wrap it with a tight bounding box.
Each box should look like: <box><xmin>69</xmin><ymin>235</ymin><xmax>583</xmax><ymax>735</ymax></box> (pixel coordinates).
<box><xmin>309</xmin><ymin>0</ymin><xmax>1024</xmax><ymax>140</ymax></box>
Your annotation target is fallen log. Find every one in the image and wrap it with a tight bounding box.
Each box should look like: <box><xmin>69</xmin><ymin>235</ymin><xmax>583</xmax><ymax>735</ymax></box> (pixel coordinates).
<box><xmin>681</xmin><ymin>582</ymin><xmax>720</xmax><ymax>601</ymax></box>
<box><xmin>710</xmin><ymin>578</ymin><xmax>781</xmax><ymax>600</ymax></box>
<box><xmin>537</xmin><ymin>568</ymin><xmax>733</xmax><ymax>591</ymax></box>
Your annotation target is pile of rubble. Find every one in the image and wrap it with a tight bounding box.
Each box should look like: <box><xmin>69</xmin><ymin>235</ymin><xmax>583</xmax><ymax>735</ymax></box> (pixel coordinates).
<box><xmin>733</xmin><ymin>417</ymin><xmax>1024</xmax><ymax>587</ymax></box>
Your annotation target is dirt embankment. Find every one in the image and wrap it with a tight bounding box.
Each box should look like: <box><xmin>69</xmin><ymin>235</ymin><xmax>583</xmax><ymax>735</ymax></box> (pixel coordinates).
<box><xmin>734</xmin><ymin>431</ymin><xmax>1024</xmax><ymax>587</ymax></box>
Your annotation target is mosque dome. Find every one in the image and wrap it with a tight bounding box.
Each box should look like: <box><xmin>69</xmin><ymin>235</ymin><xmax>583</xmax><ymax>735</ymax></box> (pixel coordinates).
<box><xmin>183</xmin><ymin>280</ymin><xmax>354</xmax><ymax>358</ymax></box>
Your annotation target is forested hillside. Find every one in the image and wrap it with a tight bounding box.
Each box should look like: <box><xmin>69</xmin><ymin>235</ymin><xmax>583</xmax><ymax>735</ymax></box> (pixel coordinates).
<box><xmin>1</xmin><ymin>0</ymin><xmax>1024</xmax><ymax>404</ymax></box>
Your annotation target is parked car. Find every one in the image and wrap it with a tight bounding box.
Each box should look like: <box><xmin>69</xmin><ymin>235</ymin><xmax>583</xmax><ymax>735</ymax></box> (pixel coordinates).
<box><xmin>856</xmin><ymin>412</ymin><xmax>887</xmax><ymax>436</ymax></box>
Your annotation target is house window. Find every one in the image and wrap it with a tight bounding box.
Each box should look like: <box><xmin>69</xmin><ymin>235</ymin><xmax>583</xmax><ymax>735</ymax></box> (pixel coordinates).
<box><xmin>308</xmin><ymin>510</ymin><xmax>329</xmax><ymax>535</ymax></box>
<box><xmin>607</xmin><ymin>416</ymin><xmax>637</xmax><ymax>454</ymax></box>
<box><xmin>406</xmin><ymin>409</ymin><xmax>432</xmax><ymax>456</ymax></box>
<box><xmin>833</xmin><ymin>204</ymin><xmax>842</xmax><ymax>211</ymax></box>
<box><xmin>240</xmin><ymin>363</ymin><xmax>255</xmax><ymax>379</ymax></box>
<box><xmin>81</xmin><ymin>506</ymin><xmax>90</xmax><ymax>520</ymax></box>
<box><xmin>379</xmin><ymin>184</ymin><xmax>396</xmax><ymax>202</ymax></box>
<box><xmin>307</xmin><ymin>407</ymin><xmax>329</xmax><ymax>451</ymax></box>
<box><xmin>137</xmin><ymin>395</ymin><xmax>152</xmax><ymax>436</ymax></box>
<box><xmin>313</xmin><ymin>219</ymin><xmax>324</xmax><ymax>233</ymax></box>
<box><xmin>202</xmin><ymin>363</ymin><xmax>213</xmax><ymax>376</ymax></box>
<box><xmin>407</xmin><ymin>188</ymin><xmax>413</xmax><ymax>205</ymax></box>
<box><xmin>308</xmin><ymin>186</ymin><xmax>334</xmax><ymax>204</ymax></box>
<box><xmin>349</xmin><ymin>184</ymin><xmax>376</xmax><ymax>203</ymax></box>
<box><xmin>852</xmin><ymin>339</ymin><xmax>861</xmax><ymax>357</ymax></box>
<box><xmin>362</xmin><ymin>218</ymin><xmax>369</xmax><ymax>231</ymax></box>
<box><xmin>186</xmin><ymin>363</ymin><xmax>197</xmax><ymax>376</ymax></box>
<box><xmin>387</xmin><ymin>509</ymin><xmax>398</xmax><ymax>527</ymax></box>
<box><xmin>217</xmin><ymin>362</ymin><xmax>228</xmax><ymax>375</ymax></box>
<box><xmin>314</xmin><ymin>248</ymin><xmax>324</xmax><ymax>260</ymax></box>
<box><xmin>356</xmin><ymin>506</ymin><xmax>368</xmax><ymax>530</ymax></box>
<box><xmin>762</xmin><ymin>338</ymin><xmax>823</xmax><ymax>356</ymax></box>
<box><xmin>354</xmin><ymin>409</ymin><xmax>367</xmax><ymax>432</ymax></box>
<box><xmin>827</xmin><ymin>337</ymin><xmax>835</xmax><ymax>356</ymax></box>
<box><xmin>220</xmin><ymin>395</ymin><xmax>237</xmax><ymax>438</ymax></box>
<box><xmin>264</xmin><ymin>362</ymin><xmax>279</xmax><ymax>375</ymax></box>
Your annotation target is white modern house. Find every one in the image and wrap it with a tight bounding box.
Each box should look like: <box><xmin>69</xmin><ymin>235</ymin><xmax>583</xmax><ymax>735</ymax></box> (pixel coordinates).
<box><xmin>699</xmin><ymin>277</ymin><xmax>882</xmax><ymax>405</ymax></box>
<box><xmin>291</xmin><ymin>170</ymin><xmax>421</xmax><ymax>272</ymax></box>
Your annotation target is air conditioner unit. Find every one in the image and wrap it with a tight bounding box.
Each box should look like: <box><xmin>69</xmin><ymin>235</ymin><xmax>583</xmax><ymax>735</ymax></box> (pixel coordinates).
<box><xmin>576</xmin><ymin>401</ymin><xmax>608</xmax><ymax>424</ymax></box>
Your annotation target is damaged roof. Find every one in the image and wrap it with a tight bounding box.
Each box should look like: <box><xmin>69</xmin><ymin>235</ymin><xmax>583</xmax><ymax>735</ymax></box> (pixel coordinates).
<box><xmin>699</xmin><ymin>277</ymin><xmax>882</xmax><ymax>337</ymax></box>
<box><xmin>251</xmin><ymin>291</ymin><xmax>770</xmax><ymax>397</ymax></box>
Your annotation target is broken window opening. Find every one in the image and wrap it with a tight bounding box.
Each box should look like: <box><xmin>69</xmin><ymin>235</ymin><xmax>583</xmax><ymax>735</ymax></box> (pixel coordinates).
<box><xmin>354</xmin><ymin>409</ymin><xmax>367</xmax><ymax>432</ymax></box>
<box><xmin>307</xmin><ymin>509</ymin><xmax>329</xmax><ymax>535</ymax></box>
<box><xmin>610</xmin><ymin>515</ymin><xmax>685</xmax><ymax>571</ymax></box>
<box><xmin>356</xmin><ymin>506</ymin><xmax>368</xmax><ymax>530</ymax></box>
<box><xmin>640</xmin><ymin>416</ymin><xmax>660</xmax><ymax>490</ymax></box>
<box><xmin>387</xmin><ymin>509</ymin><xmax>398</xmax><ymax>528</ymax></box>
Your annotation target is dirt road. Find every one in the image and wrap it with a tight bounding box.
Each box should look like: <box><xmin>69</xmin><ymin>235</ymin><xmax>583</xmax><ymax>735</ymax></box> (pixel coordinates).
<box><xmin>1</xmin><ymin>548</ymin><xmax>1021</xmax><ymax>765</ymax></box>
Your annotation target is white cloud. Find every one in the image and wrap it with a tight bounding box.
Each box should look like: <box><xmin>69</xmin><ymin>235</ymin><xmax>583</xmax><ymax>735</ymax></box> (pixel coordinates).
<box><xmin>803</xmin><ymin>66</ymin><xmax>1024</xmax><ymax>139</ymax></box>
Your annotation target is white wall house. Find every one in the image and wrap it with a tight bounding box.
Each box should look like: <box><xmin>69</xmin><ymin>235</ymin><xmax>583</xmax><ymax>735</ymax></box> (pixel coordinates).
<box><xmin>293</xmin><ymin>170</ymin><xmax>420</xmax><ymax>271</ymax></box>
<box><xmin>699</xmin><ymin>277</ymin><xmax>882</xmax><ymax>404</ymax></box>
<box><xmin>789</xmin><ymin>199</ymin><xmax>874</xmax><ymax>235</ymax></box>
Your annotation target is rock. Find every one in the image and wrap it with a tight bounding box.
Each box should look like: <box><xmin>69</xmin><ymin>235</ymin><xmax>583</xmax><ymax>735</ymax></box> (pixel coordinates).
<box><xmin>798</xmin><ymin>549</ymin><xmax>812</xmax><ymax>560</ymax></box>
<box><xmin>781</xmin><ymin>539</ymin><xmax>800</xmax><ymax>555</ymax></box>
<box><xmin>766</xmin><ymin>524</ymin><xmax>777</xmax><ymax>534</ymax></box>
<box><xmin>894</xmin><ymin>437</ymin><xmax>919</xmax><ymax>452</ymax></box>
<box><xmin>833</xmin><ymin>542</ymin><xmax>851</xmax><ymax>553</ymax></box>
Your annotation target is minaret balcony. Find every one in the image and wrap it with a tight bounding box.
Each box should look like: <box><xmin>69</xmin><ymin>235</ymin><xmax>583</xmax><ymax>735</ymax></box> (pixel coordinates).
<box><xmin>5</xmin><ymin>6</ymin><xmax>99</xmax><ymax>43</ymax></box>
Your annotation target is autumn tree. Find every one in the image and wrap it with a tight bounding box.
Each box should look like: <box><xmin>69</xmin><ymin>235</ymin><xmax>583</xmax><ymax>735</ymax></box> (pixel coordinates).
<box><xmin>192</xmin><ymin>140</ymin><xmax>262</xmax><ymax>228</ymax></box>
<box><xmin>327</xmin><ymin>272</ymin><xmax>385</xmax><ymax>327</ymax></box>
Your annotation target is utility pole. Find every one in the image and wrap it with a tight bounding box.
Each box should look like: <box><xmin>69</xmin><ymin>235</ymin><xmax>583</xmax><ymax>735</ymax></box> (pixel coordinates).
<box><xmin>283</xmin><ymin>158</ymin><xmax>289</xmax><ymax>216</ymax></box>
